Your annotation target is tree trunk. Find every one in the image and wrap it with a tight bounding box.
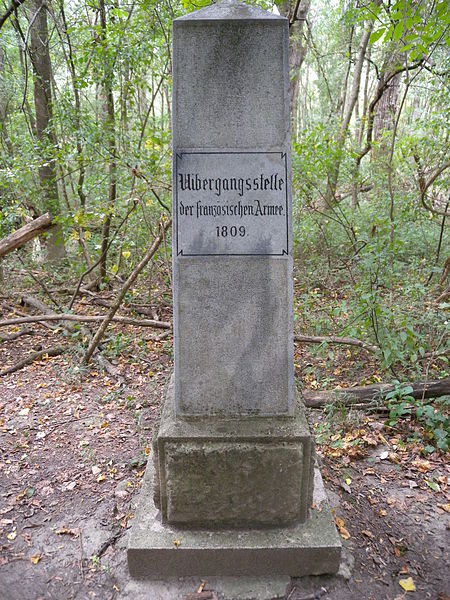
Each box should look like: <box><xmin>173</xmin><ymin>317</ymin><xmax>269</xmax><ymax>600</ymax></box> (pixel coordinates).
<box><xmin>372</xmin><ymin>70</ymin><xmax>401</xmax><ymax>160</ymax></box>
<box><xmin>98</xmin><ymin>0</ymin><xmax>117</xmax><ymax>284</ymax></box>
<box><xmin>326</xmin><ymin>18</ymin><xmax>374</xmax><ymax>206</ymax></box>
<box><xmin>28</xmin><ymin>0</ymin><xmax>65</xmax><ymax>261</ymax></box>
<box><xmin>280</xmin><ymin>0</ymin><xmax>311</xmax><ymax>136</ymax></box>
<box><xmin>303</xmin><ymin>378</ymin><xmax>450</xmax><ymax>408</ymax></box>
<box><xmin>29</xmin><ymin>0</ymin><xmax>65</xmax><ymax>262</ymax></box>
<box><xmin>0</xmin><ymin>212</ymin><xmax>53</xmax><ymax>257</ymax></box>
<box><xmin>0</xmin><ymin>45</ymin><xmax>13</xmax><ymax>154</ymax></box>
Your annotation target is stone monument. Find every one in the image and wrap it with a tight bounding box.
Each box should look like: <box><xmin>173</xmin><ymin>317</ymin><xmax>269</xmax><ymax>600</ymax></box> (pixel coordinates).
<box><xmin>128</xmin><ymin>0</ymin><xmax>341</xmax><ymax>579</ymax></box>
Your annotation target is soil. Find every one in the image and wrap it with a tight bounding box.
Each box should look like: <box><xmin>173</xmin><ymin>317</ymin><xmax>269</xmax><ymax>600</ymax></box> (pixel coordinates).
<box><xmin>0</xmin><ymin>301</ymin><xmax>449</xmax><ymax>600</ymax></box>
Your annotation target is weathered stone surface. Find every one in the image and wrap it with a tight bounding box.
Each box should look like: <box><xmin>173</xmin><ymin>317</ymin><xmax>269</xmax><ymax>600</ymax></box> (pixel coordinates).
<box><xmin>172</xmin><ymin>0</ymin><xmax>293</xmax><ymax>418</ymax></box>
<box><xmin>165</xmin><ymin>442</ymin><xmax>303</xmax><ymax>527</ymax></box>
<box><xmin>176</xmin><ymin>257</ymin><xmax>292</xmax><ymax>417</ymax></box>
<box><xmin>127</xmin><ymin>460</ymin><xmax>341</xmax><ymax>578</ymax></box>
<box><xmin>154</xmin><ymin>377</ymin><xmax>314</xmax><ymax>527</ymax></box>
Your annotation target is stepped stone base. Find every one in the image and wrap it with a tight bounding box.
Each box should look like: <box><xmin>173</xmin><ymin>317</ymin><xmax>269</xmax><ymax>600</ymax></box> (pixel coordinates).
<box><xmin>153</xmin><ymin>377</ymin><xmax>314</xmax><ymax>527</ymax></box>
<box><xmin>127</xmin><ymin>460</ymin><xmax>341</xmax><ymax>578</ymax></box>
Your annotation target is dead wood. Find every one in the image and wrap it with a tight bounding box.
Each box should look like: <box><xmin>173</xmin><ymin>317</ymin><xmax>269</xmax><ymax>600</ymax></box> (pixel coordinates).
<box><xmin>0</xmin><ymin>313</ymin><xmax>171</xmax><ymax>329</ymax></box>
<box><xmin>92</xmin><ymin>297</ymin><xmax>161</xmax><ymax>320</ymax></box>
<box><xmin>303</xmin><ymin>377</ymin><xmax>450</xmax><ymax>408</ymax></box>
<box><xmin>0</xmin><ymin>327</ymin><xmax>34</xmax><ymax>342</ymax></box>
<box><xmin>21</xmin><ymin>294</ymin><xmax>76</xmax><ymax>334</ymax></box>
<box><xmin>21</xmin><ymin>294</ymin><xmax>59</xmax><ymax>315</ymax></box>
<box><xmin>0</xmin><ymin>213</ymin><xmax>53</xmax><ymax>258</ymax></box>
<box><xmin>0</xmin><ymin>345</ymin><xmax>67</xmax><ymax>376</ymax></box>
<box><xmin>82</xmin><ymin>217</ymin><xmax>172</xmax><ymax>364</ymax></box>
<box><xmin>294</xmin><ymin>334</ymin><xmax>378</xmax><ymax>354</ymax></box>
<box><xmin>1</xmin><ymin>302</ymin><xmax>57</xmax><ymax>330</ymax></box>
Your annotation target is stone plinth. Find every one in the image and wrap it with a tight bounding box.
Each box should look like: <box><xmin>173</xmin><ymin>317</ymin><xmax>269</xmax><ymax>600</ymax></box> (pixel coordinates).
<box><xmin>153</xmin><ymin>377</ymin><xmax>314</xmax><ymax>528</ymax></box>
<box><xmin>128</xmin><ymin>459</ymin><xmax>341</xmax><ymax>578</ymax></box>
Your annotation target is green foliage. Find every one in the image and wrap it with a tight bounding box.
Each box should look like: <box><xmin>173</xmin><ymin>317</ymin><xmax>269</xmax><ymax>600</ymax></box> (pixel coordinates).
<box><xmin>368</xmin><ymin>0</ymin><xmax>450</xmax><ymax>61</ymax></box>
<box><xmin>385</xmin><ymin>384</ymin><xmax>449</xmax><ymax>452</ymax></box>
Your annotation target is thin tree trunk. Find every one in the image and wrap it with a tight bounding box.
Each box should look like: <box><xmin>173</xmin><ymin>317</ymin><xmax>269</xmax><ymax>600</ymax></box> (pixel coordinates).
<box><xmin>326</xmin><ymin>17</ymin><xmax>375</xmax><ymax>206</ymax></box>
<box><xmin>98</xmin><ymin>0</ymin><xmax>117</xmax><ymax>284</ymax></box>
<box><xmin>28</xmin><ymin>0</ymin><xmax>65</xmax><ymax>261</ymax></box>
<box><xmin>280</xmin><ymin>0</ymin><xmax>311</xmax><ymax>134</ymax></box>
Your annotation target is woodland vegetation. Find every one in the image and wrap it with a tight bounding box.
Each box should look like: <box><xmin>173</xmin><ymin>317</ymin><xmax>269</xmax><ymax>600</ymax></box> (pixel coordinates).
<box><xmin>0</xmin><ymin>0</ymin><xmax>448</xmax><ymax>451</ymax></box>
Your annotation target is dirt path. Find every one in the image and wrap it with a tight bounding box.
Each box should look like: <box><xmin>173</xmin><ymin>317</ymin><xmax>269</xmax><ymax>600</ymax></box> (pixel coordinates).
<box><xmin>0</xmin><ymin>319</ymin><xmax>448</xmax><ymax>600</ymax></box>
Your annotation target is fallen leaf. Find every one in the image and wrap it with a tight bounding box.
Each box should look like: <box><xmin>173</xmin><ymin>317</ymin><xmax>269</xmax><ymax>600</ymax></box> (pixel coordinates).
<box><xmin>18</xmin><ymin>408</ymin><xmax>30</xmax><ymax>416</ymax></box>
<box><xmin>425</xmin><ymin>480</ymin><xmax>440</xmax><ymax>492</ymax></box>
<box><xmin>379</xmin><ymin>450</ymin><xmax>389</xmax><ymax>460</ymax></box>
<box><xmin>345</xmin><ymin>477</ymin><xmax>352</xmax><ymax>486</ymax></box>
<box><xmin>173</xmin><ymin>539</ymin><xmax>181</xmax><ymax>548</ymax></box>
<box><xmin>399</xmin><ymin>577</ymin><xmax>416</xmax><ymax>592</ymax></box>
<box><xmin>30</xmin><ymin>554</ymin><xmax>42</xmax><ymax>565</ymax></box>
<box><xmin>7</xmin><ymin>530</ymin><xmax>16</xmax><ymax>541</ymax></box>
<box><xmin>96</xmin><ymin>474</ymin><xmax>106</xmax><ymax>483</ymax></box>
<box><xmin>334</xmin><ymin>517</ymin><xmax>350</xmax><ymax>540</ymax></box>
<box><xmin>91</xmin><ymin>465</ymin><xmax>101</xmax><ymax>476</ymax></box>
<box><xmin>437</xmin><ymin>503</ymin><xmax>450</xmax><ymax>513</ymax></box>
<box><xmin>412</xmin><ymin>458</ymin><xmax>430</xmax><ymax>473</ymax></box>
<box><xmin>55</xmin><ymin>527</ymin><xmax>79</xmax><ymax>537</ymax></box>
<box><xmin>362</xmin><ymin>529</ymin><xmax>375</xmax><ymax>539</ymax></box>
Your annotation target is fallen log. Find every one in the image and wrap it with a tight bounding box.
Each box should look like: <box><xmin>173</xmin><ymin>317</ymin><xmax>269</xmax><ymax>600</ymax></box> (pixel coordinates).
<box><xmin>0</xmin><ymin>313</ymin><xmax>171</xmax><ymax>329</ymax></box>
<box><xmin>0</xmin><ymin>213</ymin><xmax>53</xmax><ymax>258</ymax></box>
<box><xmin>303</xmin><ymin>378</ymin><xmax>450</xmax><ymax>408</ymax></box>
<box><xmin>0</xmin><ymin>345</ymin><xmax>67</xmax><ymax>376</ymax></box>
<box><xmin>21</xmin><ymin>294</ymin><xmax>76</xmax><ymax>333</ymax></box>
<box><xmin>0</xmin><ymin>327</ymin><xmax>34</xmax><ymax>342</ymax></box>
<box><xmin>294</xmin><ymin>334</ymin><xmax>378</xmax><ymax>354</ymax></box>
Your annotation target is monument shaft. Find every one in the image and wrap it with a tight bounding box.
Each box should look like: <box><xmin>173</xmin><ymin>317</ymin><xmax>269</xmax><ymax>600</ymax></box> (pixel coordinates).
<box><xmin>172</xmin><ymin>8</ymin><xmax>293</xmax><ymax>417</ymax></box>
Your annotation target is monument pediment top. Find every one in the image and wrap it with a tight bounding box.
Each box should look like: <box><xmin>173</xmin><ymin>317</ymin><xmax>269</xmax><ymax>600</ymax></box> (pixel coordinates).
<box><xmin>175</xmin><ymin>0</ymin><xmax>285</xmax><ymax>22</ymax></box>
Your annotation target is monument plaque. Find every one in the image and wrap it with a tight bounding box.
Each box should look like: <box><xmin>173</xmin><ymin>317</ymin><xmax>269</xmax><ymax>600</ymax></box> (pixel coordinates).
<box><xmin>176</xmin><ymin>151</ymin><xmax>289</xmax><ymax>256</ymax></box>
<box><xmin>128</xmin><ymin>0</ymin><xmax>341</xmax><ymax>583</ymax></box>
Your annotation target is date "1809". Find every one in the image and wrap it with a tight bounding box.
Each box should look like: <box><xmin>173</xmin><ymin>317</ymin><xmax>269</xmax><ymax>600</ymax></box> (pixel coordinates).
<box><xmin>216</xmin><ymin>225</ymin><xmax>246</xmax><ymax>237</ymax></box>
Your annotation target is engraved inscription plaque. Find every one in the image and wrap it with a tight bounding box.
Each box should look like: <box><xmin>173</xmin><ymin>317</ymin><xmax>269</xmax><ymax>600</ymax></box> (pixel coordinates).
<box><xmin>175</xmin><ymin>151</ymin><xmax>289</xmax><ymax>256</ymax></box>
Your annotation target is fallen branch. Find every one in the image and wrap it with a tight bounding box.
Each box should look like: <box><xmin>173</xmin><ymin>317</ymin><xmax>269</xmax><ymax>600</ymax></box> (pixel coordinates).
<box><xmin>2</xmin><ymin>302</ymin><xmax>57</xmax><ymax>330</ymax></box>
<box><xmin>96</xmin><ymin>528</ymin><xmax>126</xmax><ymax>559</ymax></box>
<box><xmin>0</xmin><ymin>345</ymin><xmax>67</xmax><ymax>376</ymax></box>
<box><xmin>303</xmin><ymin>378</ymin><xmax>450</xmax><ymax>408</ymax></box>
<box><xmin>0</xmin><ymin>213</ymin><xmax>53</xmax><ymax>258</ymax></box>
<box><xmin>294</xmin><ymin>334</ymin><xmax>378</xmax><ymax>354</ymax></box>
<box><xmin>0</xmin><ymin>327</ymin><xmax>34</xmax><ymax>342</ymax></box>
<box><xmin>0</xmin><ymin>313</ymin><xmax>171</xmax><ymax>329</ymax></box>
<box><xmin>21</xmin><ymin>294</ymin><xmax>76</xmax><ymax>334</ymax></box>
<box><xmin>83</xmin><ymin>217</ymin><xmax>172</xmax><ymax>364</ymax></box>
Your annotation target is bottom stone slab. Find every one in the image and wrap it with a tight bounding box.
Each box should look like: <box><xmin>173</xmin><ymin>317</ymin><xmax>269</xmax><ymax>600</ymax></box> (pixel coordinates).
<box><xmin>127</xmin><ymin>460</ymin><xmax>341</xmax><ymax>579</ymax></box>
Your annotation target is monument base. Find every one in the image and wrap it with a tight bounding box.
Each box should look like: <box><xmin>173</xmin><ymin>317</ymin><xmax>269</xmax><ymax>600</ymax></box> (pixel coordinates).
<box><xmin>153</xmin><ymin>377</ymin><xmax>315</xmax><ymax>528</ymax></box>
<box><xmin>127</xmin><ymin>459</ymin><xmax>341</xmax><ymax>578</ymax></box>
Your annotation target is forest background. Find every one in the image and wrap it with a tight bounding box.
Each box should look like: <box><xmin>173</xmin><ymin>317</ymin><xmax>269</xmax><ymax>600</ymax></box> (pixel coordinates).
<box><xmin>0</xmin><ymin>0</ymin><xmax>448</xmax><ymax>454</ymax></box>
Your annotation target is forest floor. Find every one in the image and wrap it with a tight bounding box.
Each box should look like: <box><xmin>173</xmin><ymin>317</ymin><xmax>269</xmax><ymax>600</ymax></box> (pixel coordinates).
<box><xmin>0</xmin><ymin>291</ymin><xmax>449</xmax><ymax>600</ymax></box>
